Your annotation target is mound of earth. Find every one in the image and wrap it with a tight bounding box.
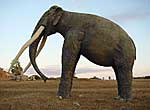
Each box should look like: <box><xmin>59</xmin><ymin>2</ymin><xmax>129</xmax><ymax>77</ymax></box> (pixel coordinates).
<box><xmin>0</xmin><ymin>68</ymin><xmax>11</xmax><ymax>80</ymax></box>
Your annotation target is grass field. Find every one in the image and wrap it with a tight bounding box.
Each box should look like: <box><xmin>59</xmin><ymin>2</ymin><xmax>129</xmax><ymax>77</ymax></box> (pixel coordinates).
<box><xmin>0</xmin><ymin>79</ymin><xmax>150</xmax><ymax>110</ymax></box>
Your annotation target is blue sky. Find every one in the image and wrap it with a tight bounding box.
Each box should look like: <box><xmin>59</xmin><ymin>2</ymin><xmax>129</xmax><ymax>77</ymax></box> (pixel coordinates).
<box><xmin>0</xmin><ymin>0</ymin><xmax>150</xmax><ymax>77</ymax></box>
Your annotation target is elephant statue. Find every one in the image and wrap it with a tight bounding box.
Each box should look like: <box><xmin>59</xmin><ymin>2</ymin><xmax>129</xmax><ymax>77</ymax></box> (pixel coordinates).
<box><xmin>11</xmin><ymin>5</ymin><xmax>136</xmax><ymax>100</ymax></box>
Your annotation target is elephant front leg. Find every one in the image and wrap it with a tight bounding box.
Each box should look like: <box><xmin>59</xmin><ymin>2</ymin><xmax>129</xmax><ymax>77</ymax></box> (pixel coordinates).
<box><xmin>57</xmin><ymin>30</ymin><xmax>84</xmax><ymax>98</ymax></box>
<box><xmin>57</xmin><ymin>71</ymin><xmax>74</xmax><ymax>98</ymax></box>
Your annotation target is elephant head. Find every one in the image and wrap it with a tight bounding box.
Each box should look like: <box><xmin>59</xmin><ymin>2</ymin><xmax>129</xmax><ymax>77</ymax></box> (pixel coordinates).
<box><xmin>29</xmin><ymin>6</ymin><xmax>64</xmax><ymax>82</ymax></box>
<box><xmin>9</xmin><ymin>6</ymin><xmax>63</xmax><ymax>82</ymax></box>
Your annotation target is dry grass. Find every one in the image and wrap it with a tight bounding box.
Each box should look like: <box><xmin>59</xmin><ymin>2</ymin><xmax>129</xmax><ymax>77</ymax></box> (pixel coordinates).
<box><xmin>0</xmin><ymin>79</ymin><xmax>150</xmax><ymax>110</ymax></box>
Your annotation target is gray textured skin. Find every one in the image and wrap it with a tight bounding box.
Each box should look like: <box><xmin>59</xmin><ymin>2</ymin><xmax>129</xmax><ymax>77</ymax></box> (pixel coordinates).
<box><xmin>29</xmin><ymin>6</ymin><xmax>136</xmax><ymax>100</ymax></box>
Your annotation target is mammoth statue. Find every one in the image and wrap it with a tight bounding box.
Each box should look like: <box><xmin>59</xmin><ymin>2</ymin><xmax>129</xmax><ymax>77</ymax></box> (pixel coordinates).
<box><xmin>10</xmin><ymin>5</ymin><xmax>136</xmax><ymax>100</ymax></box>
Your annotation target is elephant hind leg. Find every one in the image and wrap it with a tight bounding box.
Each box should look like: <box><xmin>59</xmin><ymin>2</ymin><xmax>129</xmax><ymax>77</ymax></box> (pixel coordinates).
<box><xmin>113</xmin><ymin>57</ymin><xmax>133</xmax><ymax>100</ymax></box>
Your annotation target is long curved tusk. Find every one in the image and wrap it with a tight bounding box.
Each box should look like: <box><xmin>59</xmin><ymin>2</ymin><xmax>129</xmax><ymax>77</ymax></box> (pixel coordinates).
<box><xmin>8</xmin><ymin>26</ymin><xmax>45</xmax><ymax>72</ymax></box>
<box><xmin>14</xmin><ymin>26</ymin><xmax>45</xmax><ymax>60</ymax></box>
<box><xmin>23</xmin><ymin>36</ymin><xmax>47</xmax><ymax>73</ymax></box>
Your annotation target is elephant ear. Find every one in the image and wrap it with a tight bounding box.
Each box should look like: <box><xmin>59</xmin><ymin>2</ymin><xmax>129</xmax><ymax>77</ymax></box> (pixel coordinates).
<box><xmin>52</xmin><ymin>6</ymin><xmax>63</xmax><ymax>26</ymax></box>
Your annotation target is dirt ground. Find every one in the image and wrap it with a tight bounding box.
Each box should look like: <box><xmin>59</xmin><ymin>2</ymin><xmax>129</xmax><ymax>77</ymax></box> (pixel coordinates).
<box><xmin>0</xmin><ymin>79</ymin><xmax>150</xmax><ymax>110</ymax></box>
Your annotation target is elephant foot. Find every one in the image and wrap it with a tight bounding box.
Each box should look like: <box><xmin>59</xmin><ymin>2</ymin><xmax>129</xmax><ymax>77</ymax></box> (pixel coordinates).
<box><xmin>57</xmin><ymin>83</ymin><xmax>72</xmax><ymax>99</ymax></box>
<box><xmin>114</xmin><ymin>95</ymin><xmax>132</xmax><ymax>101</ymax></box>
<box><xmin>57</xmin><ymin>90</ymin><xmax>71</xmax><ymax>99</ymax></box>
<box><xmin>119</xmin><ymin>85</ymin><xmax>132</xmax><ymax>101</ymax></box>
<box><xmin>57</xmin><ymin>72</ymin><xmax>73</xmax><ymax>99</ymax></box>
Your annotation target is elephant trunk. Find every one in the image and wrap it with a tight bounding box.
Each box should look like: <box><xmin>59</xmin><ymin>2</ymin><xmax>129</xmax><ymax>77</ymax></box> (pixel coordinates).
<box><xmin>23</xmin><ymin>36</ymin><xmax>47</xmax><ymax>73</ymax></box>
<box><xmin>29</xmin><ymin>25</ymin><xmax>48</xmax><ymax>82</ymax></box>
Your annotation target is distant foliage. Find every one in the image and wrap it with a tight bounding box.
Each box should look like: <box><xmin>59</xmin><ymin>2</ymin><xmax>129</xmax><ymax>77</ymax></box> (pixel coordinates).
<box><xmin>134</xmin><ymin>76</ymin><xmax>150</xmax><ymax>79</ymax></box>
<box><xmin>145</xmin><ymin>76</ymin><xmax>150</xmax><ymax>79</ymax></box>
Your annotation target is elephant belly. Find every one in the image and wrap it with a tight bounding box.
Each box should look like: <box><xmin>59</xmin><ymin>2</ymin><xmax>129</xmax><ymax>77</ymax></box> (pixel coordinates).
<box><xmin>81</xmin><ymin>46</ymin><xmax>114</xmax><ymax>66</ymax></box>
